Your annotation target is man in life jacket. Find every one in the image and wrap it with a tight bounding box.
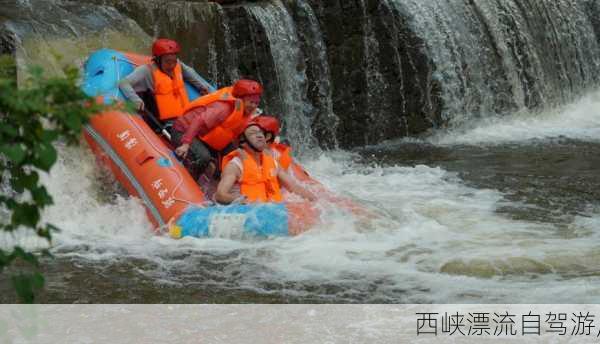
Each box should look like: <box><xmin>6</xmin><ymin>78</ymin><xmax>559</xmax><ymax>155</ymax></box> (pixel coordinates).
<box><xmin>170</xmin><ymin>79</ymin><xmax>264</xmax><ymax>181</ymax></box>
<box><xmin>215</xmin><ymin>120</ymin><xmax>317</xmax><ymax>205</ymax></box>
<box><xmin>118</xmin><ymin>38</ymin><xmax>211</xmax><ymax>122</ymax></box>
<box><xmin>253</xmin><ymin>115</ymin><xmax>293</xmax><ymax>170</ymax></box>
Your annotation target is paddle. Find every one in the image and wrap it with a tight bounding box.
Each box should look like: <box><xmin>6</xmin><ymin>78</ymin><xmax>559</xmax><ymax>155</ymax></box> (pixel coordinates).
<box><xmin>138</xmin><ymin>108</ymin><xmax>172</xmax><ymax>141</ymax></box>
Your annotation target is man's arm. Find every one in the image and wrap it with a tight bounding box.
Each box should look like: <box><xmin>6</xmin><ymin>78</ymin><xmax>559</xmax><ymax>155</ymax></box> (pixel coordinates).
<box><xmin>181</xmin><ymin>62</ymin><xmax>212</xmax><ymax>95</ymax></box>
<box><xmin>215</xmin><ymin>162</ymin><xmax>242</xmax><ymax>204</ymax></box>
<box><xmin>278</xmin><ymin>169</ymin><xmax>317</xmax><ymax>201</ymax></box>
<box><xmin>118</xmin><ymin>65</ymin><xmax>152</xmax><ymax>110</ymax></box>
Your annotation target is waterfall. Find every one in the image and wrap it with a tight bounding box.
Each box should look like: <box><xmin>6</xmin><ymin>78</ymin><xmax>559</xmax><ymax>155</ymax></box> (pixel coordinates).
<box><xmin>245</xmin><ymin>0</ymin><xmax>315</xmax><ymax>151</ymax></box>
<box><xmin>212</xmin><ymin>5</ymin><xmax>240</xmax><ymax>86</ymax></box>
<box><xmin>289</xmin><ymin>0</ymin><xmax>339</xmax><ymax>148</ymax></box>
<box><xmin>361</xmin><ymin>0</ymin><xmax>392</xmax><ymax>145</ymax></box>
<box><xmin>5</xmin><ymin>0</ymin><xmax>600</xmax><ymax>147</ymax></box>
<box><xmin>390</xmin><ymin>0</ymin><xmax>512</xmax><ymax>124</ymax></box>
<box><xmin>388</xmin><ymin>0</ymin><xmax>600</xmax><ymax>127</ymax></box>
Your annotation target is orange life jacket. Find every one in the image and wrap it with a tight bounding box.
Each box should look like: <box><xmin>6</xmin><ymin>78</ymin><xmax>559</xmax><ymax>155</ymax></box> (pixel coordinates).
<box><xmin>270</xmin><ymin>142</ymin><xmax>292</xmax><ymax>170</ymax></box>
<box><xmin>152</xmin><ymin>62</ymin><xmax>190</xmax><ymax>120</ymax></box>
<box><xmin>222</xmin><ymin>147</ymin><xmax>283</xmax><ymax>203</ymax></box>
<box><xmin>183</xmin><ymin>87</ymin><xmax>247</xmax><ymax>151</ymax></box>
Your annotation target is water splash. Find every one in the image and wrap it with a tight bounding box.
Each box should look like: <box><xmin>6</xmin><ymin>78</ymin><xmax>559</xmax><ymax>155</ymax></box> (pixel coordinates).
<box><xmin>429</xmin><ymin>87</ymin><xmax>600</xmax><ymax>145</ymax></box>
<box><xmin>17</xmin><ymin>142</ymin><xmax>598</xmax><ymax>302</ymax></box>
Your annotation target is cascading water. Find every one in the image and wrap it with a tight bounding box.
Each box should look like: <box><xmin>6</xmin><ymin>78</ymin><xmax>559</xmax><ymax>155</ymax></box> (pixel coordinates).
<box><xmin>389</xmin><ymin>0</ymin><xmax>600</xmax><ymax>127</ymax></box>
<box><xmin>287</xmin><ymin>0</ymin><xmax>338</xmax><ymax>148</ymax></box>
<box><xmin>360</xmin><ymin>0</ymin><xmax>393</xmax><ymax>145</ymax></box>
<box><xmin>395</xmin><ymin>0</ymin><xmax>506</xmax><ymax>123</ymax></box>
<box><xmin>245</xmin><ymin>0</ymin><xmax>316</xmax><ymax>151</ymax></box>
<box><xmin>211</xmin><ymin>5</ymin><xmax>241</xmax><ymax>85</ymax></box>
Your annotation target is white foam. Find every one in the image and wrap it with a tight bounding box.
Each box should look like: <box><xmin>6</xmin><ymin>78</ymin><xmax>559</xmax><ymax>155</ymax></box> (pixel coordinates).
<box><xmin>8</xmin><ymin>142</ymin><xmax>596</xmax><ymax>302</ymax></box>
<box><xmin>429</xmin><ymin>88</ymin><xmax>600</xmax><ymax>145</ymax></box>
<box><xmin>38</xmin><ymin>144</ymin><xmax>154</xmax><ymax>256</ymax></box>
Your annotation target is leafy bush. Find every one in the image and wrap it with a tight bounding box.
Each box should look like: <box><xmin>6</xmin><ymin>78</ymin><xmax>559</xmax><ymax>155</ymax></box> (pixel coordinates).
<box><xmin>0</xmin><ymin>55</ymin><xmax>103</xmax><ymax>302</ymax></box>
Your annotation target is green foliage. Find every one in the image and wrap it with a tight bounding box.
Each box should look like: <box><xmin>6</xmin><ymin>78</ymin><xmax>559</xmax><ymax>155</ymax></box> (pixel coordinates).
<box><xmin>0</xmin><ymin>54</ymin><xmax>103</xmax><ymax>302</ymax></box>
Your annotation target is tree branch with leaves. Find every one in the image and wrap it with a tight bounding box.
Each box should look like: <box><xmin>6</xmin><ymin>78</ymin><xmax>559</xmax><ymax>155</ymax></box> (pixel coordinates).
<box><xmin>0</xmin><ymin>55</ymin><xmax>103</xmax><ymax>302</ymax></box>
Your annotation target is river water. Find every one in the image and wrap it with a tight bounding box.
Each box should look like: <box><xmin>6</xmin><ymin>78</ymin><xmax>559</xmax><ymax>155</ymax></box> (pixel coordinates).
<box><xmin>2</xmin><ymin>86</ymin><xmax>599</xmax><ymax>303</ymax></box>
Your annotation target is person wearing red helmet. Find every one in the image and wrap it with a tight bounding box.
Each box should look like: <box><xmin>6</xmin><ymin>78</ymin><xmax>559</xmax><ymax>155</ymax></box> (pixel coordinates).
<box><xmin>118</xmin><ymin>38</ymin><xmax>211</xmax><ymax>120</ymax></box>
<box><xmin>253</xmin><ymin>115</ymin><xmax>293</xmax><ymax>170</ymax></box>
<box><xmin>169</xmin><ymin>78</ymin><xmax>265</xmax><ymax>182</ymax></box>
<box><xmin>215</xmin><ymin>120</ymin><xmax>316</xmax><ymax>205</ymax></box>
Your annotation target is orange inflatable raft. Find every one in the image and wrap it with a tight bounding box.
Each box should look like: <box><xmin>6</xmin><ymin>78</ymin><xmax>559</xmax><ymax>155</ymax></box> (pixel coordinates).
<box><xmin>81</xmin><ymin>49</ymin><xmax>321</xmax><ymax>238</ymax></box>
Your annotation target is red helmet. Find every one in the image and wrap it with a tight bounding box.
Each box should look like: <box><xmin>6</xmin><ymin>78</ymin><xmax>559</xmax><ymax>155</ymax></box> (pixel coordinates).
<box><xmin>152</xmin><ymin>38</ymin><xmax>180</xmax><ymax>57</ymax></box>
<box><xmin>243</xmin><ymin>118</ymin><xmax>263</xmax><ymax>132</ymax></box>
<box><xmin>232</xmin><ymin>79</ymin><xmax>263</xmax><ymax>98</ymax></box>
<box><xmin>240</xmin><ymin>119</ymin><xmax>265</xmax><ymax>140</ymax></box>
<box><xmin>254</xmin><ymin>116</ymin><xmax>280</xmax><ymax>136</ymax></box>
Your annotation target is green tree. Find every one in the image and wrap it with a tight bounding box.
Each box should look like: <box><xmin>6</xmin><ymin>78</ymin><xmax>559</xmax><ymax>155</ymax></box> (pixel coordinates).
<box><xmin>0</xmin><ymin>55</ymin><xmax>103</xmax><ymax>302</ymax></box>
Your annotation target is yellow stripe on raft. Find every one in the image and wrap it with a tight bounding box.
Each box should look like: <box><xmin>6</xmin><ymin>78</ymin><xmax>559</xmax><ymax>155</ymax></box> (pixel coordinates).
<box><xmin>169</xmin><ymin>224</ymin><xmax>182</xmax><ymax>239</ymax></box>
